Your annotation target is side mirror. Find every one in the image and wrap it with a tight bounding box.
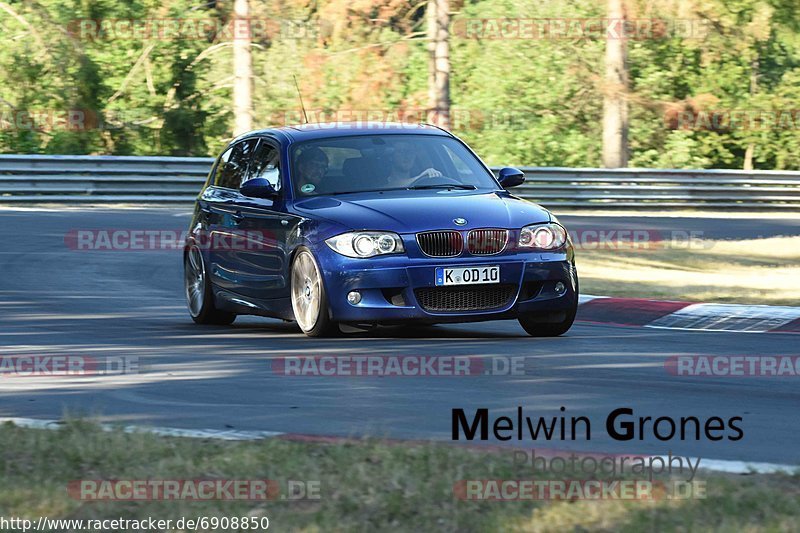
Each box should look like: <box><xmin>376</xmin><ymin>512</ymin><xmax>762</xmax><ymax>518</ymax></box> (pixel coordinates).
<box><xmin>497</xmin><ymin>167</ymin><xmax>525</xmax><ymax>188</ymax></box>
<box><xmin>240</xmin><ymin>178</ymin><xmax>278</xmax><ymax>199</ymax></box>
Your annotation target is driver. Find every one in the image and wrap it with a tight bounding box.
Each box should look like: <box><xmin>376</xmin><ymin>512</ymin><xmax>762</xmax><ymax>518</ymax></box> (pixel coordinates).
<box><xmin>386</xmin><ymin>141</ymin><xmax>442</xmax><ymax>187</ymax></box>
<box><xmin>296</xmin><ymin>147</ymin><xmax>329</xmax><ymax>194</ymax></box>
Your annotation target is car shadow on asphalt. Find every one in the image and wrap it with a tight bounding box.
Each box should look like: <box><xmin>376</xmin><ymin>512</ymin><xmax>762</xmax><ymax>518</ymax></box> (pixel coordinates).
<box><xmin>222</xmin><ymin>319</ymin><xmax>524</xmax><ymax>339</ymax></box>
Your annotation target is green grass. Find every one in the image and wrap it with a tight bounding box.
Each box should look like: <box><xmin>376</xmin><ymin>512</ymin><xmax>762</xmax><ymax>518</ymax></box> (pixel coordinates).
<box><xmin>577</xmin><ymin>236</ymin><xmax>800</xmax><ymax>305</ymax></box>
<box><xmin>1</xmin><ymin>420</ymin><xmax>799</xmax><ymax>532</ymax></box>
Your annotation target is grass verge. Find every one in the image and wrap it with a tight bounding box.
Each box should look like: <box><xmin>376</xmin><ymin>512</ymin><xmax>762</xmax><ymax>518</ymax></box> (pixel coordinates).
<box><xmin>0</xmin><ymin>420</ymin><xmax>799</xmax><ymax>532</ymax></box>
<box><xmin>577</xmin><ymin>236</ymin><xmax>800</xmax><ymax>305</ymax></box>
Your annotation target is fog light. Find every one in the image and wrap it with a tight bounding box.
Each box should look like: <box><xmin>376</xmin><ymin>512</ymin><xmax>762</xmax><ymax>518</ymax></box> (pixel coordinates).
<box><xmin>347</xmin><ymin>291</ymin><xmax>362</xmax><ymax>305</ymax></box>
<box><xmin>555</xmin><ymin>282</ymin><xmax>566</xmax><ymax>294</ymax></box>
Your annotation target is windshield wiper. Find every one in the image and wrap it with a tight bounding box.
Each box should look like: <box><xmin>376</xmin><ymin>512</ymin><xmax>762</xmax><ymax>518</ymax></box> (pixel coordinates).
<box><xmin>327</xmin><ymin>190</ymin><xmax>373</xmax><ymax>196</ymax></box>
<box><xmin>406</xmin><ymin>184</ymin><xmax>477</xmax><ymax>190</ymax></box>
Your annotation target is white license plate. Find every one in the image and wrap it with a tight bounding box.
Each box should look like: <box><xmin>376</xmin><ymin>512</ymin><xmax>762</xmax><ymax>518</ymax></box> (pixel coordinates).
<box><xmin>435</xmin><ymin>266</ymin><xmax>500</xmax><ymax>286</ymax></box>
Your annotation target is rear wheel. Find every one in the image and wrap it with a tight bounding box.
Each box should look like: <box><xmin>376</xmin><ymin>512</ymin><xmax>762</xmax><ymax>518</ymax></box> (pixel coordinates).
<box><xmin>184</xmin><ymin>244</ymin><xmax>236</xmax><ymax>325</ymax></box>
<box><xmin>291</xmin><ymin>248</ymin><xmax>340</xmax><ymax>337</ymax></box>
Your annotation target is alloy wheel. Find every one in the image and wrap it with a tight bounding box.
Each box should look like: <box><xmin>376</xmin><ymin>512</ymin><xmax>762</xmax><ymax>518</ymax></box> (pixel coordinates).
<box><xmin>291</xmin><ymin>250</ymin><xmax>322</xmax><ymax>332</ymax></box>
<box><xmin>185</xmin><ymin>245</ymin><xmax>205</xmax><ymax>317</ymax></box>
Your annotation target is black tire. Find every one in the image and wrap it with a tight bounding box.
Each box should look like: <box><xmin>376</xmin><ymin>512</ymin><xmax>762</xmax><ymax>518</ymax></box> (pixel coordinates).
<box><xmin>290</xmin><ymin>247</ymin><xmax>340</xmax><ymax>337</ymax></box>
<box><xmin>184</xmin><ymin>244</ymin><xmax>237</xmax><ymax>326</ymax></box>
<box><xmin>518</xmin><ymin>274</ymin><xmax>578</xmax><ymax>337</ymax></box>
<box><xmin>519</xmin><ymin>305</ymin><xmax>576</xmax><ymax>337</ymax></box>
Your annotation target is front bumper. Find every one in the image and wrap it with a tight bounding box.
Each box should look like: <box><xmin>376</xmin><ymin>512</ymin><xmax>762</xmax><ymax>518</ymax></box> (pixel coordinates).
<box><xmin>315</xmin><ymin>243</ymin><xmax>577</xmax><ymax>324</ymax></box>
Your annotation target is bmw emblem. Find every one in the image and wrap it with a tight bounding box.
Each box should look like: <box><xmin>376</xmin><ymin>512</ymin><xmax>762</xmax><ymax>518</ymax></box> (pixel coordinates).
<box><xmin>454</xmin><ymin>218</ymin><xmax>467</xmax><ymax>226</ymax></box>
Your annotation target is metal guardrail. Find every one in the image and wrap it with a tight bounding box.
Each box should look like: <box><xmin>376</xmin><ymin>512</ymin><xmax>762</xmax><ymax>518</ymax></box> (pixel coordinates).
<box><xmin>1</xmin><ymin>154</ymin><xmax>800</xmax><ymax>209</ymax></box>
<box><xmin>0</xmin><ymin>155</ymin><xmax>213</xmax><ymax>204</ymax></box>
<box><xmin>513</xmin><ymin>167</ymin><xmax>800</xmax><ymax>209</ymax></box>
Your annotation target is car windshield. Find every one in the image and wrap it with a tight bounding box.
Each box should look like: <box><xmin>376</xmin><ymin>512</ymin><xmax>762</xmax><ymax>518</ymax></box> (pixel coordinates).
<box><xmin>290</xmin><ymin>134</ymin><xmax>498</xmax><ymax>197</ymax></box>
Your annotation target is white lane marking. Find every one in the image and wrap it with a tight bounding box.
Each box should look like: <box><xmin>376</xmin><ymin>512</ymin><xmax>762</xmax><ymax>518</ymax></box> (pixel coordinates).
<box><xmin>646</xmin><ymin>326</ymin><xmax>763</xmax><ymax>334</ymax></box>
<box><xmin>1</xmin><ymin>417</ymin><xmax>797</xmax><ymax>474</ymax></box>
<box><xmin>579</xmin><ymin>294</ymin><xmax>606</xmax><ymax>305</ymax></box>
<box><xmin>0</xmin><ymin>417</ymin><xmax>283</xmax><ymax>441</ymax></box>
<box><xmin>646</xmin><ymin>303</ymin><xmax>800</xmax><ymax>333</ymax></box>
<box><xmin>656</xmin><ymin>456</ymin><xmax>797</xmax><ymax>475</ymax></box>
<box><xmin>0</xmin><ymin>207</ymin><xmax>63</xmax><ymax>212</ymax></box>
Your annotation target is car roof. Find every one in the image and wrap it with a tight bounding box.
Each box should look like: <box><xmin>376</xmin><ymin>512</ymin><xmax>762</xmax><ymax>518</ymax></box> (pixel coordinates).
<box><xmin>232</xmin><ymin>121</ymin><xmax>453</xmax><ymax>144</ymax></box>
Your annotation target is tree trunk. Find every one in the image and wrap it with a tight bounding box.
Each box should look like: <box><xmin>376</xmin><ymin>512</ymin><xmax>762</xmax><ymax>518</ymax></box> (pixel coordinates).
<box><xmin>743</xmin><ymin>144</ymin><xmax>755</xmax><ymax>170</ymax></box>
<box><xmin>744</xmin><ymin>57</ymin><xmax>759</xmax><ymax>170</ymax></box>
<box><xmin>427</xmin><ymin>0</ymin><xmax>450</xmax><ymax>130</ymax></box>
<box><xmin>602</xmin><ymin>0</ymin><xmax>629</xmax><ymax>168</ymax></box>
<box><xmin>233</xmin><ymin>0</ymin><xmax>252</xmax><ymax>135</ymax></box>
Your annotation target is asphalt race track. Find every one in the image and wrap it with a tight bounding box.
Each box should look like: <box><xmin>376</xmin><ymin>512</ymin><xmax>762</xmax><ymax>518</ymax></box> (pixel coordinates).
<box><xmin>1</xmin><ymin>208</ymin><xmax>798</xmax><ymax>466</ymax></box>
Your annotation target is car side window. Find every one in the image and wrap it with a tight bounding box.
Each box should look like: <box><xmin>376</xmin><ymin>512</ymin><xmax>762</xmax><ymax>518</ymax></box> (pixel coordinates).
<box><xmin>246</xmin><ymin>139</ymin><xmax>282</xmax><ymax>192</ymax></box>
<box><xmin>215</xmin><ymin>139</ymin><xmax>257</xmax><ymax>189</ymax></box>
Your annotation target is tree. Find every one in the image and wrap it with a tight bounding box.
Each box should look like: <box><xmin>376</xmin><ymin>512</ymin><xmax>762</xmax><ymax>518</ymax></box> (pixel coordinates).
<box><xmin>602</xmin><ymin>0</ymin><xmax>629</xmax><ymax>168</ymax></box>
<box><xmin>232</xmin><ymin>0</ymin><xmax>252</xmax><ymax>135</ymax></box>
<box><xmin>427</xmin><ymin>0</ymin><xmax>450</xmax><ymax>129</ymax></box>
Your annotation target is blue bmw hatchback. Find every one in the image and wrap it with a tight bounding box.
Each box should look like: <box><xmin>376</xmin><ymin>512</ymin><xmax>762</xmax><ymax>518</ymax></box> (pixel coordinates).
<box><xmin>184</xmin><ymin>123</ymin><xmax>578</xmax><ymax>337</ymax></box>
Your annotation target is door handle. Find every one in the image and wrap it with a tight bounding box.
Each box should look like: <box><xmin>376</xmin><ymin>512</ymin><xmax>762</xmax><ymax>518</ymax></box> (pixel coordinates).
<box><xmin>231</xmin><ymin>212</ymin><xmax>245</xmax><ymax>224</ymax></box>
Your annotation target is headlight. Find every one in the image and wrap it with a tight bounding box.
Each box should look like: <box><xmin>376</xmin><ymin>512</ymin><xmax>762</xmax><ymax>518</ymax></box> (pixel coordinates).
<box><xmin>325</xmin><ymin>231</ymin><xmax>405</xmax><ymax>258</ymax></box>
<box><xmin>519</xmin><ymin>223</ymin><xmax>567</xmax><ymax>250</ymax></box>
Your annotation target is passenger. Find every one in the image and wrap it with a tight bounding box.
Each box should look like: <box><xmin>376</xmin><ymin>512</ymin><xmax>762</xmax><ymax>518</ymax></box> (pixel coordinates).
<box><xmin>296</xmin><ymin>147</ymin><xmax>329</xmax><ymax>194</ymax></box>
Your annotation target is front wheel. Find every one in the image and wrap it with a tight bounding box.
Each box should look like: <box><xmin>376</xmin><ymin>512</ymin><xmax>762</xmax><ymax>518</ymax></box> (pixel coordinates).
<box><xmin>518</xmin><ymin>275</ymin><xmax>578</xmax><ymax>337</ymax></box>
<box><xmin>290</xmin><ymin>248</ymin><xmax>340</xmax><ymax>337</ymax></box>
<box><xmin>184</xmin><ymin>244</ymin><xmax>236</xmax><ymax>325</ymax></box>
<box><xmin>518</xmin><ymin>306</ymin><xmax>576</xmax><ymax>337</ymax></box>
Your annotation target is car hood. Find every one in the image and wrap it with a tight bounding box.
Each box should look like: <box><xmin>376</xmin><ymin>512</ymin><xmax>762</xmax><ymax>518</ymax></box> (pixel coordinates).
<box><xmin>293</xmin><ymin>190</ymin><xmax>551</xmax><ymax>233</ymax></box>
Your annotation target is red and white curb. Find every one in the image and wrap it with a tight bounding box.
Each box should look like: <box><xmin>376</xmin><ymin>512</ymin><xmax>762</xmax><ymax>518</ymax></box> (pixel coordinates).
<box><xmin>578</xmin><ymin>295</ymin><xmax>800</xmax><ymax>333</ymax></box>
<box><xmin>1</xmin><ymin>416</ymin><xmax>796</xmax><ymax>476</ymax></box>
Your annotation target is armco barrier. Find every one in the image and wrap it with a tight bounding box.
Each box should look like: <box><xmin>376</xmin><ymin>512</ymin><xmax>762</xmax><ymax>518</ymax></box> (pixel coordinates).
<box><xmin>1</xmin><ymin>155</ymin><xmax>799</xmax><ymax>209</ymax></box>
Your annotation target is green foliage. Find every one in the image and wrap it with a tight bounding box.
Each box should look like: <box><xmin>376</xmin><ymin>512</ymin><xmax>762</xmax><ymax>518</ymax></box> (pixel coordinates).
<box><xmin>0</xmin><ymin>0</ymin><xmax>798</xmax><ymax>169</ymax></box>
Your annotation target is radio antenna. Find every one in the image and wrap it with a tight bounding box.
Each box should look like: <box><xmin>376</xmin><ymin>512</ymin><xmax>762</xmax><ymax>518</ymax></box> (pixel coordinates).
<box><xmin>293</xmin><ymin>75</ymin><xmax>309</xmax><ymax>124</ymax></box>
